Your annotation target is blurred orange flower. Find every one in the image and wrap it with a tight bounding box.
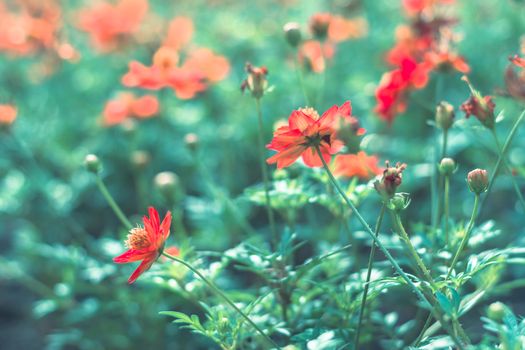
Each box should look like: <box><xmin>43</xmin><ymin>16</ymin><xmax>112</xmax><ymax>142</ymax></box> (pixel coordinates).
<box><xmin>163</xmin><ymin>16</ymin><xmax>194</xmax><ymax>51</ymax></box>
<box><xmin>0</xmin><ymin>104</ymin><xmax>17</xmax><ymax>125</ymax></box>
<box><xmin>333</xmin><ymin>152</ymin><xmax>382</xmax><ymax>180</ymax></box>
<box><xmin>77</xmin><ymin>0</ymin><xmax>148</xmax><ymax>51</ymax></box>
<box><xmin>103</xmin><ymin>93</ymin><xmax>159</xmax><ymax>126</ymax></box>
<box><xmin>299</xmin><ymin>40</ymin><xmax>334</xmax><ymax>73</ymax></box>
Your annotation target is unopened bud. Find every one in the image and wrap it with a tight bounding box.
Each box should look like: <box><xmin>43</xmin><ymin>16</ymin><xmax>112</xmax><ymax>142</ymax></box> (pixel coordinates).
<box><xmin>131</xmin><ymin>150</ymin><xmax>150</xmax><ymax>169</ymax></box>
<box><xmin>283</xmin><ymin>22</ymin><xmax>302</xmax><ymax>47</ymax></box>
<box><xmin>436</xmin><ymin>101</ymin><xmax>454</xmax><ymax>130</ymax></box>
<box><xmin>439</xmin><ymin>158</ymin><xmax>456</xmax><ymax>176</ymax></box>
<box><xmin>388</xmin><ymin>193</ymin><xmax>411</xmax><ymax>212</ymax></box>
<box><xmin>487</xmin><ymin>302</ymin><xmax>506</xmax><ymax>322</ymax></box>
<box><xmin>184</xmin><ymin>133</ymin><xmax>199</xmax><ymax>152</ymax></box>
<box><xmin>84</xmin><ymin>154</ymin><xmax>101</xmax><ymax>174</ymax></box>
<box><xmin>154</xmin><ymin>171</ymin><xmax>179</xmax><ymax>200</ymax></box>
<box><xmin>467</xmin><ymin>168</ymin><xmax>488</xmax><ymax>194</ymax></box>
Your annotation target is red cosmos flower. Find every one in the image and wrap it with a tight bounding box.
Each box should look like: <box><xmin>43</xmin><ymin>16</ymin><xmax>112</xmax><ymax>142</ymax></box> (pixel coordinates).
<box><xmin>183</xmin><ymin>48</ymin><xmax>230</xmax><ymax>83</ymax></box>
<box><xmin>460</xmin><ymin>76</ymin><xmax>495</xmax><ymax>129</ymax></box>
<box><xmin>103</xmin><ymin>93</ymin><xmax>159</xmax><ymax>126</ymax></box>
<box><xmin>77</xmin><ymin>0</ymin><xmax>148</xmax><ymax>52</ymax></box>
<box><xmin>333</xmin><ymin>152</ymin><xmax>382</xmax><ymax>180</ymax></box>
<box><xmin>266</xmin><ymin>102</ymin><xmax>351</xmax><ymax>169</ymax></box>
<box><xmin>0</xmin><ymin>104</ymin><xmax>17</xmax><ymax>125</ymax></box>
<box><xmin>299</xmin><ymin>40</ymin><xmax>335</xmax><ymax>73</ymax></box>
<box><xmin>114</xmin><ymin>207</ymin><xmax>172</xmax><ymax>284</ymax></box>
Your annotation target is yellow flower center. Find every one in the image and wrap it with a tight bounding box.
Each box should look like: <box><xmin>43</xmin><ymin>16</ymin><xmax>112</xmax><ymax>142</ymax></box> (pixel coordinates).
<box><xmin>299</xmin><ymin>107</ymin><xmax>320</xmax><ymax>120</ymax></box>
<box><xmin>125</xmin><ymin>227</ymin><xmax>150</xmax><ymax>250</ymax></box>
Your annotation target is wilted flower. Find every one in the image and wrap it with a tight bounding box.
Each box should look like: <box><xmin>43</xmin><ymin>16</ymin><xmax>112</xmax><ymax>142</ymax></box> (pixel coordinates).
<box><xmin>114</xmin><ymin>207</ymin><xmax>172</xmax><ymax>284</ymax></box>
<box><xmin>333</xmin><ymin>152</ymin><xmax>382</xmax><ymax>180</ymax></box>
<box><xmin>467</xmin><ymin>168</ymin><xmax>489</xmax><ymax>194</ymax></box>
<box><xmin>241</xmin><ymin>63</ymin><xmax>268</xmax><ymax>99</ymax></box>
<box><xmin>460</xmin><ymin>76</ymin><xmax>495</xmax><ymax>130</ymax></box>
<box><xmin>374</xmin><ymin>161</ymin><xmax>407</xmax><ymax>199</ymax></box>
<box><xmin>266</xmin><ymin>102</ymin><xmax>352</xmax><ymax>169</ymax></box>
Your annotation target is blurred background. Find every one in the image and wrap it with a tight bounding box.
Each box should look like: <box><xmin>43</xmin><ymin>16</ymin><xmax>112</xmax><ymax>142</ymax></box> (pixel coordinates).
<box><xmin>1</xmin><ymin>0</ymin><xmax>525</xmax><ymax>349</ymax></box>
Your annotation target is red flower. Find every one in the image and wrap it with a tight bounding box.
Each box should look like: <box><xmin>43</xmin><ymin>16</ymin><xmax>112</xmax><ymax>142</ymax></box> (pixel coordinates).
<box><xmin>163</xmin><ymin>16</ymin><xmax>194</xmax><ymax>51</ymax></box>
<box><xmin>333</xmin><ymin>152</ymin><xmax>382</xmax><ymax>179</ymax></box>
<box><xmin>113</xmin><ymin>207</ymin><xmax>172</xmax><ymax>284</ymax></box>
<box><xmin>460</xmin><ymin>76</ymin><xmax>496</xmax><ymax>129</ymax></box>
<box><xmin>77</xmin><ymin>0</ymin><xmax>148</xmax><ymax>52</ymax></box>
<box><xmin>328</xmin><ymin>16</ymin><xmax>368</xmax><ymax>43</ymax></box>
<box><xmin>0</xmin><ymin>104</ymin><xmax>17</xmax><ymax>125</ymax></box>
<box><xmin>103</xmin><ymin>93</ymin><xmax>158</xmax><ymax>126</ymax></box>
<box><xmin>266</xmin><ymin>102</ymin><xmax>351</xmax><ymax>169</ymax></box>
<box><xmin>299</xmin><ymin>40</ymin><xmax>335</xmax><ymax>73</ymax></box>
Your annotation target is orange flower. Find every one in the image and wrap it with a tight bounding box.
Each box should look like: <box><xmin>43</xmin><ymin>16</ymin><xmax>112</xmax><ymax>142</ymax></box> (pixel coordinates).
<box><xmin>266</xmin><ymin>101</ymin><xmax>351</xmax><ymax>169</ymax></box>
<box><xmin>510</xmin><ymin>55</ymin><xmax>525</xmax><ymax>69</ymax></box>
<box><xmin>333</xmin><ymin>152</ymin><xmax>382</xmax><ymax>179</ymax></box>
<box><xmin>424</xmin><ymin>51</ymin><xmax>470</xmax><ymax>73</ymax></box>
<box><xmin>163</xmin><ymin>16</ymin><xmax>194</xmax><ymax>51</ymax></box>
<box><xmin>0</xmin><ymin>104</ymin><xmax>17</xmax><ymax>125</ymax></box>
<box><xmin>103</xmin><ymin>93</ymin><xmax>158</xmax><ymax>126</ymax></box>
<box><xmin>328</xmin><ymin>16</ymin><xmax>367</xmax><ymax>43</ymax></box>
<box><xmin>114</xmin><ymin>207</ymin><xmax>172</xmax><ymax>284</ymax></box>
<box><xmin>183</xmin><ymin>48</ymin><xmax>230</xmax><ymax>83</ymax></box>
<box><xmin>299</xmin><ymin>40</ymin><xmax>335</xmax><ymax>73</ymax></box>
<box><xmin>77</xmin><ymin>0</ymin><xmax>148</xmax><ymax>51</ymax></box>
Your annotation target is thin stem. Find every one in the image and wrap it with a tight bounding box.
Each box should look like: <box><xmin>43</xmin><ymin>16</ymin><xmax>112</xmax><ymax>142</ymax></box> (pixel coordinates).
<box><xmin>490</xmin><ymin>129</ymin><xmax>525</xmax><ymax>212</ymax></box>
<box><xmin>95</xmin><ymin>175</ymin><xmax>133</xmax><ymax>230</ymax></box>
<box><xmin>391</xmin><ymin>211</ymin><xmax>438</xmax><ymax>290</ymax></box>
<box><xmin>413</xmin><ymin>313</ymin><xmax>433</xmax><ymax>346</ymax></box>
<box><xmin>313</xmin><ymin>145</ymin><xmax>465</xmax><ymax>349</ymax></box>
<box><xmin>447</xmin><ymin>195</ymin><xmax>480</xmax><ymax>279</ymax></box>
<box><xmin>444</xmin><ymin>175</ymin><xmax>450</xmax><ymax>250</ymax></box>
<box><xmin>255</xmin><ymin>98</ymin><xmax>278</xmax><ymax>246</ymax></box>
<box><xmin>482</xmin><ymin>109</ymin><xmax>525</xmax><ymax>212</ymax></box>
<box><xmin>162</xmin><ymin>252</ymin><xmax>281</xmax><ymax>350</ymax></box>
<box><xmin>430</xmin><ymin>143</ymin><xmax>439</xmax><ymax>230</ymax></box>
<box><xmin>294</xmin><ymin>55</ymin><xmax>310</xmax><ymax>105</ymax></box>
<box><xmin>354</xmin><ymin>204</ymin><xmax>386</xmax><ymax>349</ymax></box>
<box><xmin>441</xmin><ymin>129</ymin><xmax>448</xmax><ymax>160</ymax></box>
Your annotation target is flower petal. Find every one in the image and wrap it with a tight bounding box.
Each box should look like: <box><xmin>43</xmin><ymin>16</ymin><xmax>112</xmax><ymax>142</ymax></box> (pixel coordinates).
<box><xmin>113</xmin><ymin>249</ymin><xmax>153</xmax><ymax>263</ymax></box>
<box><xmin>160</xmin><ymin>211</ymin><xmax>172</xmax><ymax>241</ymax></box>
<box><xmin>267</xmin><ymin>145</ymin><xmax>307</xmax><ymax>169</ymax></box>
<box><xmin>127</xmin><ymin>257</ymin><xmax>156</xmax><ymax>284</ymax></box>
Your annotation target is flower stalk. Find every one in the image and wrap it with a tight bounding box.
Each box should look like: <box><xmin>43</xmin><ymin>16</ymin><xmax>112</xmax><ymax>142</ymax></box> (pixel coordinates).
<box><xmin>95</xmin><ymin>175</ymin><xmax>133</xmax><ymax>230</ymax></box>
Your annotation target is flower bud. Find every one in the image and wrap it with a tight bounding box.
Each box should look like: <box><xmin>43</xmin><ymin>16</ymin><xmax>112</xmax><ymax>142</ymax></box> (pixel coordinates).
<box><xmin>84</xmin><ymin>154</ymin><xmax>101</xmax><ymax>174</ymax></box>
<box><xmin>388</xmin><ymin>193</ymin><xmax>411</xmax><ymax>212</ymax></box>
<box><xmin>439</xmin><ymin>158</ymin><xmax>456</xmax><ymax>176</ymax></box>
<box><xmin>283</xmin><ymin>22</ymin><xmax>302</xmax><ymax>47</ymax></box>
<box><xmin>435</xmin><ymin>101</ymin><xmax>454</xmax><ymax>130</ymax></box>
<box><xmin>487</xmin><ymin>302</ymin><xmax>506</xmax><ymax>322</ymax></box>
<box><xmin>374</xmin><ymin>161</ymin><xmax>407</xmax><ymax>199</ymax></box>
<box><xmin>131</xmin><ymin>150</ymin><xmax>150</xmax><ymax>169</ymax></box>
<box><xmin>467</xmin><ymin>168</ymin><xmax>488</xmax><ymax>194</ymax></box>
<box><xmin>154</xmin><ymin>171</ymin><xmax>180</xmax><ymax>200</ymax></box>
<box><xmin>241</xmin><ymin>63</ymin><xmax>269</xmax><ymax>99</ymax></box>
<box><xmin>184</xmin><ymin>133</ymin><xmax>199</xmax><ymax>152</ymax></box>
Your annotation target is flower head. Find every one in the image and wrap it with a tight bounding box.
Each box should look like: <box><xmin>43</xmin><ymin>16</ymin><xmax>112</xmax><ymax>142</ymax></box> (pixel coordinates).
<box><xmin>113</xmin><ymin>207</ymin><xmax>172</xmax><ymax>284</ymax></box>
<box><xmin>333</xmin><ymin>152</ymin><xmax>382</xmax><ymax>180</ymax></box>
<box><xmin>103</xmin><ymin>93</ymin><xmax>158</xmax><ymax>126</ymax></box>
<box><xmin>467</xmin><ymin>169</ymin><xmax>488</xmax><ymax>195</ymax></box>
<box><xmin>0</xmin><ymin>104</ymin><xmax>17</xmax><ymax>125</ymax></box>
<box><xmin>266</xmin><ymin>102</ymin><xmax>351</xmax><ymax>169</ymax></box>
<box><xmin>460</xmin><ymin>76</ymin><xmax>495</xmax><ymax>129</ymax></box>
<box><xmin>374</xmin><ymin>161</ymin><xmax>407</xmax><ymax>199</ymax></box>
<box><xmin>241</xmin><ymin>63</ymin><xmax>268</xmax><ymax>99</ymax></box>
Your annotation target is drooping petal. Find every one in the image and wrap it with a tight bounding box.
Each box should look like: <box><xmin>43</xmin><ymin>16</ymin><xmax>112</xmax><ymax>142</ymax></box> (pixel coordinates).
<box><xmin>301</xmin><ymin>146</ymin><xmax>331</xmax><ymax>168</ymax></box>
<box><xmin>267</xmin><ymin>144</ymin><xmax>307</xmax><ymax>169</ymax></box>
<box><xmin>127</xmin><ymin>257</ymin><xmax>156</xmax><ymax>284</ymax></box>
<box><xmin>113</xmin><ymin>249</ymin><xmax>154</xmax><ymax>263</ymax></box>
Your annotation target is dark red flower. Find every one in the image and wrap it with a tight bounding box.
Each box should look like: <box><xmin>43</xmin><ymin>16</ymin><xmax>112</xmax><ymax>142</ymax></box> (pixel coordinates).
<box><xmin>374</xmin><ymin>161</ymin><xmax>407</xmax><ymax>198</ymax></box>
<box><xmin>113</xmin><ymin>207</ymin><xmax>172</xmax><ymax>284</ymax></box>
<box><xmin>266</xmin><ymin>102</ymin><xmax>351</xmax><ymax>169</ymax></box>
<box><xmin>460</xmin><ymin>77</ymin><xmax>495</xmax><ymax>129</ymax></box>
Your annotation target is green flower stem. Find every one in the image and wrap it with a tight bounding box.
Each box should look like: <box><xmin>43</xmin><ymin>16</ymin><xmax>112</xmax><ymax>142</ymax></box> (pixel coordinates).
<box><xmin>441</xmin><ymin>129</ymin><xmax>448</xmax><ymax>160</ymax></box>
<box><xmin>313</xmin><ymin>145</ymin><xmax>466</xmax><ymax>349</ymax></box>
<box><xmin>444</xmin><ymin>174</ymin><xmax>450</xmax><ymax>250</ymax></box>
<box><xmin>482</xmin><ymin>109</ymin><xmax>525</xmax><ymax>211</ymax></box>
<box><xmin>161</xmin><ymin>252</ymin><xmax>281</xmax><ymax>350</ymax></box>
<box><xmin>391</xmin><ymin>211</ymin><xmax>438</xmax><ymax>290</ymax></box>
<box><xmin>490</xmin><ymin>129</ymin><xmax>525</xmax><ymax>212</ymax></box>
<box><xmin>446</xmin><ymin>194</ymin><xmax>480</xmax><ymax>279</ymax></box>
<box><xmin>255</xmin><ymin>98</ymin><xmax>278</xmax><ymax>246</ymax></box>
<box><xmin>294</xmin><ymin>55</ymin><xmax>310</xmax><ymax>106</ymax></box>
<box><xmin>95</xmin><ymin>175</ymin><xmax>133</xmax><ymax>230</ymax></box>
<box><xmin>354</xmin><ymin>204</ymin><xmax>386</xmax><ymax>350</ymax></box>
